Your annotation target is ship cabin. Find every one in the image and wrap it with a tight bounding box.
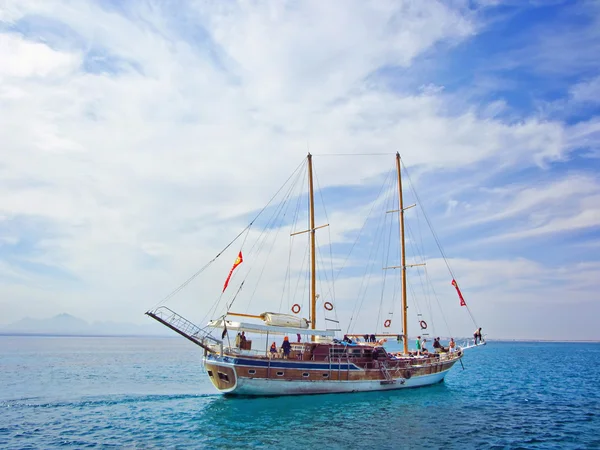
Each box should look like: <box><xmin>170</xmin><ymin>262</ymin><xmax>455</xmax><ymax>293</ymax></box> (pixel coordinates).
<box><xmin>204</xmin><ymin>318</ymin><xmax>410</xmax><ymax>369</ymax></box>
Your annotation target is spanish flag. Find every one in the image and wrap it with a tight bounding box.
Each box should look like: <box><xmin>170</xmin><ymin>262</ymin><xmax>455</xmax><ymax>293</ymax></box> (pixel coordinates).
<box><xmin>451</xmin><ymin>279</ymin><xmax>466</xmax><ymax>307</ymax></box>
<box><xmin>223</xmin><ymin>251</ymin><xmax>243</xmax><ymax>292</ymax></box>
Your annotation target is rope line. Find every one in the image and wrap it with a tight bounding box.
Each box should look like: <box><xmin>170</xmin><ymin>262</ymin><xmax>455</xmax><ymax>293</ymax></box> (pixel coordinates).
<box><xmin>149</xmin><ymin>157</ymin><xmax>306</xmax><ymax>312</ymax></box>
<box><xmin>401</xmin><ymin>159</ymin><xmax>479</xmax><ymax>328</ymax></box>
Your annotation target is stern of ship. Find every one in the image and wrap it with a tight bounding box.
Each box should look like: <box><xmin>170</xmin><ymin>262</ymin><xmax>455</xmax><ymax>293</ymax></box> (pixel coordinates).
<box><xmin>204</xmin><ymin>356</ymin><xmax>238</xmax><ymax>393</ymax></box>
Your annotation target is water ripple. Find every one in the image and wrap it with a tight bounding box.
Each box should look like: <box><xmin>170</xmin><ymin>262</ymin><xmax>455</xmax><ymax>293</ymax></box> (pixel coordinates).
<box><xmin>1</xmin><ymin>337</ymin><xmax>599</xmax><ymax>449</ymax></box>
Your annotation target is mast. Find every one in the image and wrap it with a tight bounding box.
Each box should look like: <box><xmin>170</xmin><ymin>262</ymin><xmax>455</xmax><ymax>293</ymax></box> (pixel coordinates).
<box><xmin>307</xmin><ymin>153</ymin><xmax>317</xmax><ymax>338</ymax></box>
<box><xmin>396</xmin><ymin>152</ymin><xmax>409</xmax><ymax>355</ymax></box>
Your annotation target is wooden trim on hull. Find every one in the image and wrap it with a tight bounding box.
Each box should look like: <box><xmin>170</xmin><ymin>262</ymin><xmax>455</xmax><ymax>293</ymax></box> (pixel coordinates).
<box><xmin>204</xmin><ymin>364</ymin><xmax>238</xmax><ymax>393</ymax></box>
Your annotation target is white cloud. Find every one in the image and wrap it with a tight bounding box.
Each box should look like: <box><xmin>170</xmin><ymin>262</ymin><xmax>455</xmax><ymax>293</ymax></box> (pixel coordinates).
<box><xmin>0</xmin><ymin>0</ymin><xmax>599</xmax><ymax>340</ymax></box>
<box><xmin>567</xmin><ymin>118</ymin><xmax>600</xmax><ymax>157</ymax></box>
<box><xmin>0</xmin><ymin>33</ymin><xmax>80</xmax><ymax>78</ymax></box>
<box><xmin>570</xmin><ymin>75</ymin><xmax>600</xmax><ymax>104</ymax></box>
<box><xmin>443</xmin><ymin>173</ymin><xmax>600</xmax><ymax>243</ymax></box>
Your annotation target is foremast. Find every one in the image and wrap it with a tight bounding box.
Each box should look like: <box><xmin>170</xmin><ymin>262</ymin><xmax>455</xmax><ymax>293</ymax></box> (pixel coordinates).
<box><xmin>396</xmin><ymin>153</ymin><xmax>409</xmax><ymax>355</ymax></box>
<box><xmin>288</xmin><ymin>154</ymin><xmax>328</xmax><ymax>340</ymax></box>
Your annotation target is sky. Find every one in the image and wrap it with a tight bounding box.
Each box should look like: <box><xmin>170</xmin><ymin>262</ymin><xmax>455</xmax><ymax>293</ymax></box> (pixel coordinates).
<box><xmin>1</xmin><ymin>0</ymin><xmax>599</xmax><ymax>341</ymax></box>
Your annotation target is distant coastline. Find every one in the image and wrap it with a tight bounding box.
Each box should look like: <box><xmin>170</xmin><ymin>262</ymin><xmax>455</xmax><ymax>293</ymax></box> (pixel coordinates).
<box><xmin>0</xmin><ymin>313</ymin><xmax>171</xmax><ymax>337</ymax></box>
<box><xmin>0</xmin><ymin>332</ymin><xmax>178</xmax><ymax>338</ymax></box>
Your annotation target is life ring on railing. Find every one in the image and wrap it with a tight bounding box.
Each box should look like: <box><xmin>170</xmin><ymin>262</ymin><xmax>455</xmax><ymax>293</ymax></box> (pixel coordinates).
<box><xmin>384</xmin><ymin>319</ymin><xmax>391</xmax><ymax>328</ymax></box>
<box><xmin>324</xmin><ymin>302</ymin><xmax>334</xmax><ymax>311</ymax></box>
<box><xmin>291</xmin><ymin>304</ymin><xmax>301</xmax><ymax>314</ymax></box>
<box><xmin>419</xmin><ymin>320</ymin><xmax>428</xmax><ymax>330</ymax></box>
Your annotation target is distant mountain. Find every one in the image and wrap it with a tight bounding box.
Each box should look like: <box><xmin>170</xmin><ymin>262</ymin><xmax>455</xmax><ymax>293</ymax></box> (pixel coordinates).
<box><xmin>1</xmin><ymin>313</ymin><xmax>172</xmax><ymax>336</ymax></box>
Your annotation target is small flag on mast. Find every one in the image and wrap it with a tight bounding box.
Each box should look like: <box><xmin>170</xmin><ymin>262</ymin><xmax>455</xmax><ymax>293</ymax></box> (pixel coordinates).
<box><xmin>223</xmin><ymin>251</ymin><xmax>243</xmax><ymax>292</ymax></box>
<box><xmin>451</xmin><ymin>279</ymin><xmax>466</xmax><ymax>307</ymax></box>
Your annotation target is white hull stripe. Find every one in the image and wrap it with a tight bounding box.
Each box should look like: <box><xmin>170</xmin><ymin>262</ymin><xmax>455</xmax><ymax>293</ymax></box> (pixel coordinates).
<box><xmin>229</xmin><ymin>370</ymin><xmax>449</xmax><ymax>396</ymax></box>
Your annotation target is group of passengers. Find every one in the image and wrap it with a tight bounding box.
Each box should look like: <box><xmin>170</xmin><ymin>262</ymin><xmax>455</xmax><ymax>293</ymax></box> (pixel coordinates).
<box><xmin>269</xmin><ymin>336</ymin><xmax>292</xmax><ymax>359</ymax></box>
<box><xmin>235</xmin><ymin>331</ymin><xmax>247</xmax><ymax>348</ymax></box>
<box><xmin>342</xmin><ymin>335</ymin><xmax>387</xmax><ymax>345</ymax></box>
<box><xmin>411</xmin><ymin>336</ymin><xmax>457</xmax><ymax>357</ymax></box>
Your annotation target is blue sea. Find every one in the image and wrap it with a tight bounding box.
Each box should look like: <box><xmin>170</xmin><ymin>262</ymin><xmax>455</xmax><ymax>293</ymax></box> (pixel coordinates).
<box><xmin>1</xmin><ymin>336</ymin><xmax>599</xmax><ymax>449</ymax></box>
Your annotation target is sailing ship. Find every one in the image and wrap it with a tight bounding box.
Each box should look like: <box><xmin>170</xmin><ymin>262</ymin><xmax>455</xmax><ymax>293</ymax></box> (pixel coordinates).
<box><xmin>146</xmin><ymin>153</ymin><xmax>483</xmax><ymax>396</ymax></box>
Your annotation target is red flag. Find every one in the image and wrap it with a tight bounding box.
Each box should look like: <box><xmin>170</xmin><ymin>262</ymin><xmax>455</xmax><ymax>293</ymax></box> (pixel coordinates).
<box><xmin>451</xmin><ymin>279</ymin><xmax>466</xmax><ymax>306</ymax></box>
<box><xmin>223</xmin><ymin>251</ymin><xmax>243</xmax><ymax>292</ymax></box>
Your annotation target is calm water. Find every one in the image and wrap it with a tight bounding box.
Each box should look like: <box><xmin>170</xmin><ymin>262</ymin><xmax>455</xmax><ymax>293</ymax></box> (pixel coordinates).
<box><xmin>1</xmin><ymin>337</ymin><xmax>599</xmax><ymax>449</ymax></box>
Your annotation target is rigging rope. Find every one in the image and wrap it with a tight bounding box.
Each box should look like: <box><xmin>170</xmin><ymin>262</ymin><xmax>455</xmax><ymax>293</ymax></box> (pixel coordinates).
<box><xmin>313</xmin><ymin>164</ymin><xmax>337</xmax><ymax>306</ymax></box>
<box><xmin>347</xmin><ymin>170</ymin><xmax>395</xmax><ymax>334</ymax></box>
<box><xmin>314</xmin><ymin>153</ymin><xmax>395</xmax><ymax>156</ymax></box>
<box><xmin>278</xmin><ymin>170</ymin><xmax>307</xmax><ymax>313</ymax></box>
<box><xmin>243</xmin><ymin>162</ymin><xmax>307</xmax><ymax>315</ymax></box>
<box><xmin>204</xmin><ymin>161</ymin><xmax>307</xmax><ymax>323</ymax></box>
<box><xmin>148</xmin><ymin>157</ymin><xmax>306</xmax><ymax>312</ymax></box>
<box><xmin>401</xmin><ymin>159</ymin><xmax>479</xmax><ymax>329</ymax></box>
<box><xmin>424</xmin><ymin>266</ymin><xmax>453</xmax><ymax>337</ymax></box>
<box><xmin>376</xmin><ymin>182</ymin><xmax>396</xmax><ymax>333</ymax></box>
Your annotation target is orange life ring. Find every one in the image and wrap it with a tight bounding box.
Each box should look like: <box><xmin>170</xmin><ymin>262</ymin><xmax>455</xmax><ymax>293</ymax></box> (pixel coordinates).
<box><xmin>324</xmin><ymin>302</ymin><xmax>334</xmax><ymax>311</ymax></box>
<box><xmin>420</xmin><ymin>320</ymin><xmax>428</xmax><ymax>330</ymax></box>
<box><xmin>291</xmin><ymin>304</ymin><xmax>301</xmax><ymax>314</ymax></box>
<box><xmin>384</xmin><ymin>319</ymin><xmax>391</xmax><ymax>328</ymax></box>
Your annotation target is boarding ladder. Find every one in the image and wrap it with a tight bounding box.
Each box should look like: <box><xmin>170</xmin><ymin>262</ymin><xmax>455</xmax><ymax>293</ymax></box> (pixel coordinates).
<box><xmin>380</xmin><ymin>363</ymin><xmax>396</xmax><ymax>385</ymax></box>
<box><xmin>146</xmin><ymin>306</ymin><xmax>223</xmax><ymax>354</ymax></box>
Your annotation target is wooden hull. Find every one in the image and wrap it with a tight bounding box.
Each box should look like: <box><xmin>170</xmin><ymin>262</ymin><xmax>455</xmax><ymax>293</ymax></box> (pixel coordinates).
<box><xmin>203</xmin><ymin>353</ymin><xmax>459</xmax><ymax>396</ymax></box>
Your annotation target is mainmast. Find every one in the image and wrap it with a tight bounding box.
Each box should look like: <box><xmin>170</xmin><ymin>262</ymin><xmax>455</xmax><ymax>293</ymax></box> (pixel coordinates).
<box><xmin>307</xmin><ymin>153</ymin><xmax>317</xmax><ymax>338</ymax></box>
<box><xmin>396</xmin><ymin>152</ymin><xmax>409</xmax><ymax>355</ymax></box>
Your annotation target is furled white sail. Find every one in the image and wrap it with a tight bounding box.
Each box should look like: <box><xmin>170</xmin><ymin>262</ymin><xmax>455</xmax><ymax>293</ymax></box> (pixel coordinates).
<box><xmin>260</xmin><ymin>312</ymin><xmax>309</xmax><ymax>328</ymax></box>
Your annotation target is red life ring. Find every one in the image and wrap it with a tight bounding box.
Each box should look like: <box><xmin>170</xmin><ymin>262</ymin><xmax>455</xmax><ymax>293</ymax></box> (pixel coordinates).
<box><xmin>324</xmin><ymin>302</ymin><xmax>334</xmax><ymax>311</ymax></box>
<box><xmin>291</xmin><ymin>304</ymin><xmax>301</xmax><ymax>314</ymax></box>
<box><xmin>420</xmin><ymin>320</ymin><xmax>428</xmax><ymax>330</ymax></box>
<box><xmin>384</xmin><ymin>319</ymin><xmax>391</xmax><ymax>328</ymax></box>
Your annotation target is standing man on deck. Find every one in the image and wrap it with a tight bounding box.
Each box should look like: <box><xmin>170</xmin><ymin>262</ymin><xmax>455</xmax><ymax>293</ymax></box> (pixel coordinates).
<box><xmin>474</xmin><ymin>328</ymin><xmax>483</xmax><ymax>345</ymax></box>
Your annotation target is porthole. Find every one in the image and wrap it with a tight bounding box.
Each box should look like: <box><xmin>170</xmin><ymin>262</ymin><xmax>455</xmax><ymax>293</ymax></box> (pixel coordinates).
<box><xmin>207</xmin><ymin>370</ymin><xmax>214</xmax><ymax>377</ymax></box>
<box><xmin>322</xmin><ymin>373</ymin><xmax>329</xmax><ymax>378</ymax></box>
<box><xmin>218</xmin><ymin>372</ymin><xmax>230</xmax><ymax>382</ymax></box>
<box><xmin>248</xmin><ymin>369</ymin><xmax>256</xmax><ymax>375</ymax></box>
<box><xmin>302</xmin><ymin>373</ymin><xmax>309</xmax><ymax>377</ymax></box>
<box><xmin>276</xmin><ymin>371</ymin><xmax>284</xmax><ymax>376</ymax></box>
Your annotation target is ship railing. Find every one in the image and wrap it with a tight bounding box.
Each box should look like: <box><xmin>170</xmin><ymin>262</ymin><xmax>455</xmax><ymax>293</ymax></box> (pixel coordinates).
<box><xmin>222</xmin><ymin>346</ymin><xmax>271</xmax><ymax>358</ymax></box>
<box><xmin>146</xmin><ymin>306</ymin><xmax>223</xmax><ymax>355</ymax></box>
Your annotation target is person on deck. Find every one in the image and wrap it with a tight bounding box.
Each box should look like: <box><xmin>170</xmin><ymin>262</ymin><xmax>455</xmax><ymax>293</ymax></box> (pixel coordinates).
<box><xmin>449</xmin><ymin>338</ymin><xmax>456</xmax><ymax>353</ymax></box>
<box><xmin>364</xmin><ymin>334</ymin><xmax>369</xmax><ymax>342</ymax></box>
<box><xmin>270</xmin><ymin>342</ymin><xmax>278</xmax><ymax>358</ymax></box>
<box><xmin>281</xmin><ymin>336</ymin><xmax>291</xmax><ymax>359</ymax></box>
<box><xmin>474</xmin><ymin>328</ymin><xmax>483</xmax><ymax>345</ymax></box>
<box><xmin>433</xmin><ymin>337</ymin><xmax>447</xmax><ymax>353</ymax></box>
<box><xmin>415</xmin><ymin>336</ymin><xmax>422</xmax><ymax>356</ymax></box>
<box><xmin>235</xmin><ymin>332</ymin><xmax>241</xmax><ymax>348</ymax></box>
<box><xmin>297</xmin><ymin>333</ymin><xmax>301</xmax><ymax>343</ymax></box>
<box><xmin>421</xmin><ymin>338</ymin><xmax>428</xmax><ymax>354</ymax></box>
<box><xmin>370</xmin><ymin>334</ymin><xmax>376</xmax><ymax>343</ymax></box>
<box><xmin>239</xmin><ymin>331</ymin><xmax>247</xmax><ymax>350</ymax></box>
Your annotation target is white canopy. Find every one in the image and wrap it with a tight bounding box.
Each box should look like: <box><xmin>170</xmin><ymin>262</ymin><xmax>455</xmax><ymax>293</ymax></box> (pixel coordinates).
<box><xmin>208</xmin><ymin>319</ymin><xmax>335</xmax><ymax>337</ymax></box>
